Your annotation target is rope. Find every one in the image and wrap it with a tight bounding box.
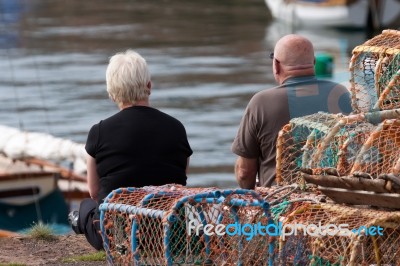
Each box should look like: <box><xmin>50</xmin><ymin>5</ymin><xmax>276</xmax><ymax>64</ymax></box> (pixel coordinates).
<box><xmin>31</xmin><ymin>51</ymin><xmax>52</xmax><ymax>135</ymax></box>
<box><xmin>271</xmin><ymin>200</ymin><xmax>291</xmax><ymax>220</ymax></box>
<box><xmin>271</xmin><ymin>198</ymin><xmax>319</xmax><ymax>220</ymax></box>
<box><xmin>308</xmin><ymin>255</ymin><xmax>341</xmax><ymax>266</ymax></box>
<box><xmin>265</xmin><ymin>184</ymin><xmax>299</xmax><ymax>201</ymax></box>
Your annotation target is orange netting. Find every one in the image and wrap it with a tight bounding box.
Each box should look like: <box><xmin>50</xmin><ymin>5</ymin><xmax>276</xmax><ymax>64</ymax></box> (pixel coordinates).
<box><xmin>276</xmin><ymin>112</ymin><xmax>341</xmax><ymax>185</ymax></box>
<box><xmin>277</xmin><ymin>109</ymin><xmax>400</xmax><ymax>192</ymax></box>
<box><xmin>279</xmin><ymin>203</ymin><xmax>400</xmax><ymax>265</ymax></box>
<box><xmin>99</xmin><ymin>185</ymin><xmax>276</xmax><ymax>265</ymax></box>
<box><xmin>99</xmin><ymin>185</ymin><xmax>400</xmax><ymax>265</ymax></box>
<box><xmin>350</xmin><ymin>118</ymin><xmax>400</xmax><ymax>177</ymax></box>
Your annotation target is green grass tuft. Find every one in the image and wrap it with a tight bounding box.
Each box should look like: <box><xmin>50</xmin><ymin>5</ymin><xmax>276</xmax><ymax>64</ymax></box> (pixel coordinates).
<box><xmin>0</xmin><ymin>263</ymin><xmax>26</xmax><ymax>266</ymax></box>
<box><xmin>62</xmin><ymin>251</ymin><xmax>106</xmax><ymax>263</ymax></box>
<box><xmin>26</xmin><ymin>222</ymin><xmax>56</xmax><ymax>240</ymax></box>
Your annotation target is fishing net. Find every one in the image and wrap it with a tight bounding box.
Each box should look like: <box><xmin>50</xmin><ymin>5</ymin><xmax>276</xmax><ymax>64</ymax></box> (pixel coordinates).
<box><xmin>276</xmin><ymin>109</ymin><xmax>400</xmax><ymax>208</ymax></box>
<box><xmin>99</xmin><ymin>185</ymin><xmax>276</xmax><ymax>265</ymax></box>
<box><xmin>299</xmin><ymin>112</ymin><xmax>400</xmax><ymax>207</ymax></box>
<box><xmin>304</xmin><ymin>115</ymin><xmax>374</xmax><ymax>176</ymax></box>
<box><xmin>349</xmin><ymin>118</ymin><xmax>400</xmax><ymax>179</ymax></box>
<box><xmin>256</xmin><ymin>185</ymin><xmax>325</xmax><ymax>220</ymax></box>
<box><xmin>306</xmin><ymin>109</ymin><xmax>400</xmax><ymax>176</ymax></box>
<box><xmin>278</xmin><ymin>203</ymin><xmax>400</xmax><ymax>265</ymax></box>
<box><xmin>349</xmin><ymin>29</ymin><xmax>400</xmax><ymax>113</ymax></box>
<box><xmin>276</xmin><ymin>112</ymin><xmax>341</xmax><ymax>185</ymax></box>
<box><xmin>99</xmin><ymin>185</ymin><xmax>400</xmax><ymax>265</ymax></box>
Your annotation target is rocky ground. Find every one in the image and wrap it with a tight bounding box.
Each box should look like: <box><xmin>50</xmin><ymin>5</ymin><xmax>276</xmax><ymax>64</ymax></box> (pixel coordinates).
<box><xmin>0</xmin><ymin>234</ymin><xmax>107</xmax><ymax>266</ymax></box>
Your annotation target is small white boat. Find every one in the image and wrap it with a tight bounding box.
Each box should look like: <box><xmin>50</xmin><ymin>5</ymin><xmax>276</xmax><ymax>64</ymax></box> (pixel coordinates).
<box><xmin>0</xmin><ymin>126</ymin><xmax>89</xmax><ymax>231</ymax></box>
<box><xmin>0</xmin><ymin>154</ymin><xmax>90</xmax><ymax>231</ymax></box>
<box><xmin>265</xmin><ymin>0</ymin><xmax>400</xmax><ymax>28</ymax></box>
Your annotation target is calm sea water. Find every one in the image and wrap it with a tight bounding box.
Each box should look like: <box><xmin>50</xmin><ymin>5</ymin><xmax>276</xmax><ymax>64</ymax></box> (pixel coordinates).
<box><xmin>0</xmin><ymin>0</ymin><xmax>371</xmax><ymax>188</ymax></box>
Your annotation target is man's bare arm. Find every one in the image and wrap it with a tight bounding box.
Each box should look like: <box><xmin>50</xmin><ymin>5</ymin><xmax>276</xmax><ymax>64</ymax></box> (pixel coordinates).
<box><xmin>234</xmin><ymin>156</ymin><xmax>258</xmax><ymax>189</ymax></box>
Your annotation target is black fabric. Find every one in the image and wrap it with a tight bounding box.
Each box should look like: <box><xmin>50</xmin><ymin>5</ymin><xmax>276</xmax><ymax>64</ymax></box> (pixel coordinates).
<box><xmin>85</xmin><ymin>106</ymin><xmax>193</xmax><ymax>202</ymax></box>
<box><xmin>77</xmin><ymin>199</ymin><xmax>103</xmax><ymax>250</ymax></box>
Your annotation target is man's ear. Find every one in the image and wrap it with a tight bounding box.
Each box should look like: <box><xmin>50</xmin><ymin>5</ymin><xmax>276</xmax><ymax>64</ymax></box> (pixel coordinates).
<box><xmin>274</xmin><ymin>60</ymin><xmax>280</xmax><ymax>75</ymax></box>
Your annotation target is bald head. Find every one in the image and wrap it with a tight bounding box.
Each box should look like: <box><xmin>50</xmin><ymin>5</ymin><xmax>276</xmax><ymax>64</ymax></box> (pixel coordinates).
<box><xmin>274</xmin><ymin>34</ymin><xmax>315</xmax><ymax>67</ymax></box>
<box><xmin>272</xmin><ymin>34</ymin><xmax>316</xmax><ymax>84</ymax></box>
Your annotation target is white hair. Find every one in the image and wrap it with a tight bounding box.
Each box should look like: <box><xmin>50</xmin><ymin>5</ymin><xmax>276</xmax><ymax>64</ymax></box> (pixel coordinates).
<box><xmin>106</xmin><ymin>50</ymin><xmax>151</xmax><ymax>105</ymax></box>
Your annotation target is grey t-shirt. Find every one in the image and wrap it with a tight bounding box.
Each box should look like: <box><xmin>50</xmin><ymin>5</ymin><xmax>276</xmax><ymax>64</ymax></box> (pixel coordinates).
<box><xmin>231</xmin><ymin>75</ymin><xmax>352</xmax><ymax>187</ymax></box>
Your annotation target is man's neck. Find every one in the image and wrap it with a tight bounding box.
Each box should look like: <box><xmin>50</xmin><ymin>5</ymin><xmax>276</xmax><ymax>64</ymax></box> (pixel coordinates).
<box><xmin>279</xmin><ymin>70</ymin><xmax>315</xmax><ymax>85</ymax></box>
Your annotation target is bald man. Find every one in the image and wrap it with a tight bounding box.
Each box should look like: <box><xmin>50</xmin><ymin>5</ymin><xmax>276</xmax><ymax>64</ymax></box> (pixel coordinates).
<box><xmin>231</xmin><ymin>34</ymin><xmax>352</xmax><ymax>189</ymax></box>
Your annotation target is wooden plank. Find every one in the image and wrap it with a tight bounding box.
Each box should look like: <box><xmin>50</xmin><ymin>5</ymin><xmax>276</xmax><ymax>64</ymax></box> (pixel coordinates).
<box><xmin>302</xmin><ymin>173</ymin><xmax>391</xmax><ymax>193</ymax></box>
<box><xmin>319</xmin><ymin>187</ymin><xmax>400</xmax><ymax>209</ymax></box>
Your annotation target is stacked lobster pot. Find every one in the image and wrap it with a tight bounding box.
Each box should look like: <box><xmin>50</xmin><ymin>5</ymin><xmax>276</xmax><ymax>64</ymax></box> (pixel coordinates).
<box><xmin>299</xmin><ymin>30</ymin><xmax>400</xmax><ymax>209</ymax></box>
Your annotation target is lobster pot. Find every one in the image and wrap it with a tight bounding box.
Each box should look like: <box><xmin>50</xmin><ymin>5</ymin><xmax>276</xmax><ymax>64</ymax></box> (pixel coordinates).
<box><xmin>302</xmin><ymin>109</ymin><xmax>400</xmax><ymax>176</ymax></box>
<box><xmin>302</xmin><ymin>117</ymin><xmax>400</xmax><ymax>209</ymax></box>
<box><xmin>100</xmin><ymin>185</ymin><xmax>276</xmax><ymax>265</ymax></box>
<box><xmin>350</xmin><ymin>119</ymin><xmax>400</xmax><ymax>178</ymax></box>
<box><xmin>276</xmin><ymin>112</ymin><xmax>339</xmax><ymax>185</ymax></box>
<box><xmin>350</xmin><ymin>29</ymin><xmax>400</xmax><ymax>113</ymax></box>
<box><xmin>99</xmin><ymin>185</ymin><xmax>194</xmax><ymax>265</ymax></box>
<box><xmin>279</xmin><ymin>203</ymin><xmax>400</xmax><ymax>265</ymax></box>
<box><xmin>306</xmin><ymin>115</ymin><xmax>375</xmax><ymax>176</ymax></box>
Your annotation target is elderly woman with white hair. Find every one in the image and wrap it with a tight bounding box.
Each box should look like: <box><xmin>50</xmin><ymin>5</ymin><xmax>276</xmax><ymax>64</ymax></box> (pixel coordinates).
<box><xmin>69</xmin><ymin>50</ymin><xmax>193</xmax><ymax>250</ymax></box>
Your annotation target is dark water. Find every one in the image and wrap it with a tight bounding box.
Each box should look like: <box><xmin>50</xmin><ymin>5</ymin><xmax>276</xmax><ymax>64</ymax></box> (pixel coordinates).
<box><xmin>0</xmin><ymin>0</ymin><xmax>371</xmax><ymax>188</ymax></box>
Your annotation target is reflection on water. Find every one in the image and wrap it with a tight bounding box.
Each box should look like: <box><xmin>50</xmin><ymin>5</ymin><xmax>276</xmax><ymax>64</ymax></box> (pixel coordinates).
<box><xmin>0</xmin><ymin>0</ymin><xmax>371</xmax><ymax>188</ymax></box>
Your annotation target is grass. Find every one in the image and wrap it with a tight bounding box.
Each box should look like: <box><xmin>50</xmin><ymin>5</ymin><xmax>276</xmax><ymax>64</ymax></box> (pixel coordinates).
<box><xmin>0</xmin><ymin>264</ymin><xmax>26</xmax><ymax>266</ymax></box>
<box><xmin>62</xmin><ymin>251</ymin><xmax>106</xmax><ymax>263</ymax></box>
<box><xmin>26</xmin><ymin>222</ymin><xmax>56</xmax><ymax>240</ymax></box>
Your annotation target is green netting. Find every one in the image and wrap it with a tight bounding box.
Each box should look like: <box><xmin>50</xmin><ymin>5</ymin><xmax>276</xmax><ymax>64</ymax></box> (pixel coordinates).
<box><xmin>350</xmin><ymin>29</ymin><xmax>400</xmax><ymax>113</ymax></box>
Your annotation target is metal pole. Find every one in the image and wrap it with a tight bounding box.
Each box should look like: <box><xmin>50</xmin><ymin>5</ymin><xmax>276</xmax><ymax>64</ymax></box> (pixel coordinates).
<box><xmin>368</xmin><ymin>0</ymin><xmax>381</xmax><ymax>30</ymax></box>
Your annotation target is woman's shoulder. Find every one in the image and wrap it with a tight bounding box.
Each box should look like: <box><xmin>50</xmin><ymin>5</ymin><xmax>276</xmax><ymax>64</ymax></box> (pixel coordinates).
<box><xmin>154</xmin><ymin>108</ymin><xmax>185</xmax><ymax>126</ymax></box>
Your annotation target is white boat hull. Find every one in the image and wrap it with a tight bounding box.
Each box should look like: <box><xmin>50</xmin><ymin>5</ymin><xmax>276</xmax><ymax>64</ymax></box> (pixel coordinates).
<box><xmin>0</xmin><ymin>155</ymin><xmax>89</xmax><ymax>207</ymax></box>
<box><xmin>0</xmin><ymin>173</ymin><xmax>56</xmax><ymax>205</ymax></box>
<box><xmin>265</xmin><ymin>0</ymin><xmax>400</xmax><ymax>28</ymax></box>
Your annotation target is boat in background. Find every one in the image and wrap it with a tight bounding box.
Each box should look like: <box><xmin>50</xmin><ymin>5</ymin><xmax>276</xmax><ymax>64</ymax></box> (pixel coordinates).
<box><xmin>265</xmin><ymin>0</ymin><xmax>400</xmax><ymax>28</ymax></box>
<box><xmin>0</xmin><ymin>125</ymin><xmax>89</xmax><ymax>232</ymax></box>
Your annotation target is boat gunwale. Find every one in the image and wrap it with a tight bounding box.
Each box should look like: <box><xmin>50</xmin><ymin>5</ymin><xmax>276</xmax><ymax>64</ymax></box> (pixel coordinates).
<box><xmin>0</xmin><ymin>171</ymin><xmax>56</xmax><ymax>181</ymax></box>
